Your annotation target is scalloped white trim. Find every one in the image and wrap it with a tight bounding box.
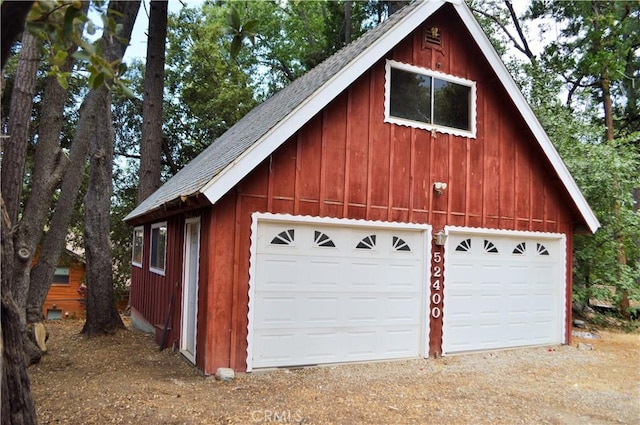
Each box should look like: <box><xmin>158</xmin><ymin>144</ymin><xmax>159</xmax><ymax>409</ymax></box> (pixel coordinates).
<box><xmin>441</xmin><ymin>226</ymin><xmax>568</xmax><ymax>355</ymax></box>
<box><xmin>384</xmin><ymin>59</ymin><xmax>477</xmax><ymax>139</ymax></box>
<box><xmin>444</xmin><ymin>225</ymin><xmax>565</xmax><ymax>240</ymax></box>
<box><xmin>246</xmin><ymin>213</ymin><xmax>432</xmax><ymax>370</ymax></box>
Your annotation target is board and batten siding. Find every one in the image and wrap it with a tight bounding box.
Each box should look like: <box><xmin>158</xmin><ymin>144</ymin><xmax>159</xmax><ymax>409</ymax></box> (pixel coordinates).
<box><xmin>130</xmin><ymin>215</ymin><xmax>186</xmax><ymax>348</ymax></box>
<box><xmin>197</xmin><ymin>7</ymin><xmax>577</xmax><ymax>373</ymax></box>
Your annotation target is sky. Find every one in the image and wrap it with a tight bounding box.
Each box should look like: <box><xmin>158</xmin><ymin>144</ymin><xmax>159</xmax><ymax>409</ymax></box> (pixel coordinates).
<box><xmin>124</xmin><ymin>0</ymin><xmax>204</xmax><ymax>63</ymax></box>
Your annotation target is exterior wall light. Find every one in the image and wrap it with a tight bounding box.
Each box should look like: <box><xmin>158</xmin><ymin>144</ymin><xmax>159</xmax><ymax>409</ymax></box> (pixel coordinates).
<box><xmin>433</xmin><ymin>230</ymin><xmax>448</xmax><ymax>246</ymax></box>
<box><xmin>433</xmin><ymin>182</ymin><xmax>447</xmax><ymax>195</ymax></box>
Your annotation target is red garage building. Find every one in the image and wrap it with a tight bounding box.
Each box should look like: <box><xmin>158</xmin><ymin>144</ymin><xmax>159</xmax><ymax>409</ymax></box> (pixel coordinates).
<box><xmin>125</xmin><ymin>0</ymin><xmax>598</xmax><ymax>374</ymax></box>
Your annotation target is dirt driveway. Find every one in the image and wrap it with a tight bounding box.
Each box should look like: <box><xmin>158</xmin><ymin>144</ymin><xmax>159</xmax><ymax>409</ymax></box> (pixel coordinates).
<box><xmin>30</xmin><ymin>319</ymin><xmax>639</xmax><ymax>424</ymax></box>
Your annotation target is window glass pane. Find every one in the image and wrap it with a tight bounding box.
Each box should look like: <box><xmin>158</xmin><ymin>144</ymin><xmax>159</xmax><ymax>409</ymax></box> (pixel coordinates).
<box><xmin>47</xmin><ymin>309</ymin><xmax>63</xmax><ymax>320</ymax></box>
<box><xmin>433</xmin><ymin>78</ymin><xmax>470</xmax><ymax>130</ymax></box>
<box><xmin>132</xmin><ymin>228</ymin><xmax>143</xmax><ymax>265</ymax></box>
<box><xmin>157</xmin><ymin>227</ymin><xmax>166</xmax><ymax>270</ymax></box>
<box><xmin>390</xmin><ymin>67</ymin><xmax>431</xmax><ymax>124</ymax></box>
<box><xmin>53</xmin><ymin>267</ymin><xmax>70</xmax><ymax>284</ymax></box>
<box><xmin>150</xmin><ymin>224</ymin><xmax>167</xmax><ymax>271</ymax></box>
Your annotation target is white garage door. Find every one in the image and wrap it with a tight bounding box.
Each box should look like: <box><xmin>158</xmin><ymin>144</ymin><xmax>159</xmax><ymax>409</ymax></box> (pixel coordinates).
<box><xmin>248</xmin><ymin>218</ymin><xmax>428</xmax><ymax>370</ymax></box>
<box><xmin>443</xmin><ymin>229</ymin><xmax>565</xmax><ymax>355</ymax></box>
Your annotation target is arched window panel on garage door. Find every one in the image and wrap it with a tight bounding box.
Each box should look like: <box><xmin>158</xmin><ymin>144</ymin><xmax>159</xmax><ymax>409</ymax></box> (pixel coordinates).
<box><xmin>537</xmin><ymin>243</ymin><xmax>550</xmax><ymax>256</ymax></box>
<box><xmin>454</xmin><ymin>238</ymin><xmax>471</xmax><ymax>252</ymax></box>
<box><xmin>270</xmin><ymin>229</ymin><xmax>295</xmax><ymax>246</ymax></box>
<box><xmin>483</xmin><ymin>239</ymin><xmax>498</xmax><ymax>254</ymax></box>
<box><xmin>392</xmin><ymin>236</ymin><xmax>411</xmax><ymax>252</ymax></box>
<box><xmin>314</xmin><ymin>231</ymin><xmax>336</xmax><ymax>248</ymax></box>
<box><xmin>356</xmin><ymin>235</ymin><xmax>377</xmax><ymax>250</ymax></box>
<box><xmin>512</xmin><ymin>242</ymin><xmax>526</xmax><ymax>254</ymax></box>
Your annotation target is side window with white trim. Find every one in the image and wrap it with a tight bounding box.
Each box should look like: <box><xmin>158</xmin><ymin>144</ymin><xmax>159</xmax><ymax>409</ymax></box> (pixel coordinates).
<box><xmin>132</xmin><ymin>226</ymin><xmax>144</xmax><ymax>267</ymax></box>
<box><xmin>150</xmin><ymin>222</ymin><xmax>167</xmax><ymax>274</ymax></box>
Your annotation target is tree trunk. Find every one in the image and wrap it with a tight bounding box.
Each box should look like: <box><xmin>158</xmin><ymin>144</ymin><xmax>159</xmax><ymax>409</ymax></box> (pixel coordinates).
<box><xmin>83</xmin><ymin>84</ymin><xmax>125</xmax><ymax>335</ymax></box>
<box><xmin>344</xmin><ymin>1</ymin><xmax>352</xmax><ymax>44</ymax></box>
<box><xmin>1</xmin><ymin>293</ymin><xmax>37</xmax><ymax>425</ymax></box>
<box><xmin>601</xmin><ymin>74</ymin><xmax>631</xmax><ymax>318</ymax></box>
<box><xmin>138</xmin><ymin>0</ymin><xmax>168</xmax><ymax>205</ymax></box>
<box><xmin>1</xmin><ymin>31</ymin><xmax>41</xmax><ymax>327</ymax></box>
<box><xmin>25</xmin><ymin>2</ymin><xmax>90</xmax><ymax>327</ymax></box>
<box><xmin>1</xmin><ymin>31</ymin><xmax>40</xmax><ymax>342</ymax></box>
<box><xmin>1</xmin><ymin>30</ymin><xmax>40</xmax><ymax>227</ymax></box>
<box><xmin>82</xmin><ymin>0</ymin><xmax>140</xmax><ymax>335</ymax></box>
<box><xmin>386</xmin><ymin>0</ymin><xmax>410</xmax><ymax>16</ymax></box>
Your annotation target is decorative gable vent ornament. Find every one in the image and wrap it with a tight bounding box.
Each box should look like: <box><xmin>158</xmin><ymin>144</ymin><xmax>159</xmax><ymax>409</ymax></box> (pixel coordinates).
<box><xmin>425</xmin><ymin>26</ymin><xmax>441</xmax><ymax>45</ymax></box>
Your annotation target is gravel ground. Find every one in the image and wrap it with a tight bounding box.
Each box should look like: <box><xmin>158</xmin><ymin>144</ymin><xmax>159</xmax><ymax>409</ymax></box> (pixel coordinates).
<box><xmin>30</xmin><ymin>319</ymin><xmax>639</xmax><ymax>424</ymax></box>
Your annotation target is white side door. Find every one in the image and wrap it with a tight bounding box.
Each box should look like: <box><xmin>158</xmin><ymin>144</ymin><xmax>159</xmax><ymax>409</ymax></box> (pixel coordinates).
<box><xmin>181</xmin><ymin>218</ymin><xmax>200</xmax><ymax>363</ymax></box>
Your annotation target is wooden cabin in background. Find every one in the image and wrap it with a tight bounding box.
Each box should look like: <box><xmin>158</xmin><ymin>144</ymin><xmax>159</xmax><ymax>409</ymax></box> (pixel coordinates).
<box><xmin>41</xmin><ymin>249</ymin><xmax>86</xmax><ymax>320</ymax></box>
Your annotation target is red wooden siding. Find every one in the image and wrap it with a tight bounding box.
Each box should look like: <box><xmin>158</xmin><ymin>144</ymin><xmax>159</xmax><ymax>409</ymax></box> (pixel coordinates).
<box><xmin>193</xmin><ymin>6</ymin><xmax>578</xmax><ymax>373</ymax></box>
<box><xmin>130</xmin><ymin>215</ymin><xmax>186</xmax><ymax>348</ymax></box>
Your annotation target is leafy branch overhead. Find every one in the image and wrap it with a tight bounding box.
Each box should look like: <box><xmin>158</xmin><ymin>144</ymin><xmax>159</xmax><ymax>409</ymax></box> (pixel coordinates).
<box><xmin>26</xmin><ymin>0</ymin><xmax>134</xmax><ymax>96</ymax></box>
<box><xmin>224</xmin><ymin>5</ymin><xmax>259</xmax><ymax>60</ymax></box>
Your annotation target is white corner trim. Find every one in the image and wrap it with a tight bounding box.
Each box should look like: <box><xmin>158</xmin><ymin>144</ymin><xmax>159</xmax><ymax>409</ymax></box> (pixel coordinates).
<box><xmin>246</xmin><ymin>213</ymin><xmax>259</xmax><ymax>372</ymax></box>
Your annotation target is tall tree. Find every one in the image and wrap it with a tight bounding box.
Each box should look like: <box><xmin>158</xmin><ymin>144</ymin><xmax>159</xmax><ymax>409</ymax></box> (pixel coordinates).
<box><xmin>138</xmin><ymin>0</ymin><xmax>168</xmax><ymax>204</ymax></box>
<box><xmin>531</xmin><ymin>0</ymin><xmax>640</xmax><ymax>313</ymax></box>
<box><xmin>1</xmin><ymin>8</ymin><xmax>40</xmax><ymax>425</ymax></box>
<box><xmin>82</xmin><ymin>0</ymin><xmax>141</xmax><ymax>335</ymax></box>
<box><xmin>25</xmin><ymin>1</ymin><xmax>91</xmax><ymax>332</ymax></box>
<box><xmin>1</xmin><ymin>30</ymin><xmax>41</xmax><ymax>326</ymax></box>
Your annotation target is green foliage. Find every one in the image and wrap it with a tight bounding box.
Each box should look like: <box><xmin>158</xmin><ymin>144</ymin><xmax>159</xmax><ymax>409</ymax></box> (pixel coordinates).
<box><xmin>531</xmin><ymin>0</ymin><xmax>640</xmax><ymax>133</ymax></box>
<box><xmin>26</xmin><ymin>0</ymin><xmax>134</xmax><ymax>95</ymax></box>
<box><xmin>471</xmin><ymin>0</ymin><xmax>640</xmax><ymax>311</ymax></box>
<box><xmin>528</xmin><ymin>66</ymin><xmax>640</xmax><ymax>307</ymax></box>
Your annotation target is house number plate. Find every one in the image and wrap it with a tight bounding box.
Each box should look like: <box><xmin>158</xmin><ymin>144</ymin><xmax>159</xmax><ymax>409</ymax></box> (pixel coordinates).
<box><xmin>431</xmin><ymin>250</ymin><xmax>443</xmax><ymax>318</ymax></box>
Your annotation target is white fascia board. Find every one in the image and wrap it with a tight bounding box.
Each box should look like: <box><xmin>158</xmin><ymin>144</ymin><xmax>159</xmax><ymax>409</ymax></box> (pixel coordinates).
<box><xmin>201</xmin><ymin>0</ymin><xmax>445</xmax><ymax>206</ymax></box>
<box><xmin>452</xmin><ymin>2</ymin><xmax>600</xmax><ymax>234</ymax></box>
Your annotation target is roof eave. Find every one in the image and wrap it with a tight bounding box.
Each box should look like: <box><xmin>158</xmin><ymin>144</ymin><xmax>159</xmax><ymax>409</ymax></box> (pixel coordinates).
<box><xmin>123</xmin><ymin>192</ymin><xmax>210</xmax><ymax>226</ymax></box>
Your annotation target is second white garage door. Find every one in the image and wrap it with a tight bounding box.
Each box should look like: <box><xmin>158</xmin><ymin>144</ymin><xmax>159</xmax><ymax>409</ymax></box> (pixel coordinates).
<box><xmin>248</xmin><ymin>217</ymin><xmax>429</xmax><ymax>370</ymax></box>
<box><xmin>443</xmin><ymin>228</ymin><xmax>566</xmax><ymax>355</ymax></box>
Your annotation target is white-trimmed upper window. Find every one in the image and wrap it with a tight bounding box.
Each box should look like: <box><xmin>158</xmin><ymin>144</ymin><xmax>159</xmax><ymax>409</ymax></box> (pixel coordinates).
<box><xmin>132</xmin><ymin>226</ymin><xmax>144</xmax><ymax>267</ymax></box>
<box><xmin>385</xmin><ymin>60</ymin><xmax>476</xmax><ymax>138</ymax></box>
<box><xmin>150</xmin><ymin>222</ymin><xmax>167</xmax><ymax>275</ymax></box>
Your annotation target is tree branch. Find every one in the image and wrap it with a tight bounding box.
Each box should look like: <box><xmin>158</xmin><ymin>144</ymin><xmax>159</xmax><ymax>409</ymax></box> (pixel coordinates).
<box><xmin>470</xmin><ymin>5</ymin><xmax>529</xmax><ymax>59</ymax></box>
<box><xmin>162</xmin><ymin>136</ymin><xmax>180</xmax><ymax>175</ymax></box>
<box><xmin>504</xmin><ymin>0</ymin><xmax>534</xmax><ymax>60</ymax></box>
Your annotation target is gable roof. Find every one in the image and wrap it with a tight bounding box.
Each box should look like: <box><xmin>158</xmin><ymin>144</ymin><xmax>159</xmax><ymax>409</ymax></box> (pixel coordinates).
<box><xmin>125</xmin><ymin>0</ymin><xmax>599</xmax><ymax>233</ymax></box>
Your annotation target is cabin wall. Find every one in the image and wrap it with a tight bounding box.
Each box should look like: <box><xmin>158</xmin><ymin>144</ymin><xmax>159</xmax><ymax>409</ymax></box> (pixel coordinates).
<box><xmin>130</xmin><ymin>215</ymin><xmax>185</xmax><ymax>347</ymax></box>
<box><xmin>42</xmin><ymin>262</ymin><xmax>86</xmax><ymax>319</ymax></box>
<box><xmin>199</xmin><ymin>6</ymin><xmax>578</xmax><ymax>373</ymax></box>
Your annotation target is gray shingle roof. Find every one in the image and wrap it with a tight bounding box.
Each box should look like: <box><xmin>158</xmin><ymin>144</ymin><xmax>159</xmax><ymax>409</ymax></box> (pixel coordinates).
<box><xmin>124</xmin><ymin>1</ymin><xmax>423</xmax><ymax>222</ymax></box>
